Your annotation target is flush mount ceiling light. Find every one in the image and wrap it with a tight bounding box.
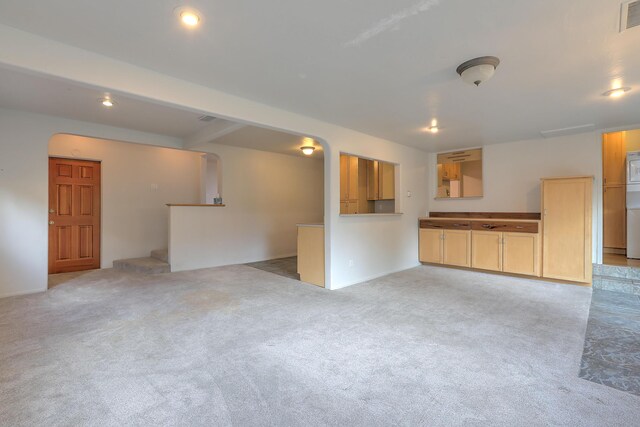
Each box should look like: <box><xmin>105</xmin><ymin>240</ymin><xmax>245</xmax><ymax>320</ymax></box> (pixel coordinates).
<box><xmin>602</xmin><ymin>87</ymin><xmax>632</xmax><ymax>98</ymax></box>
<box><xmin>174</xmin><ymin>6</ymin><xmax>202</xmax><ymax>27</ymax></box>
<box><xmin>99</xmin><ymin>97</ymin><xmax>115</xmax><ymax>107</ymax></box>
<box><xmin>300</xmin><ymin>146</ymin><xmax>315</xmax><ymax>156</ymax></box>
<box><xmin>456</xmin><ymin>56</ymin><xmax>500</xmax><ymax>86</ymax></box>
<box><xmin>427</xmin><ymin>119</ymin><xmax>439</xmax><ymax>134</ymax></box>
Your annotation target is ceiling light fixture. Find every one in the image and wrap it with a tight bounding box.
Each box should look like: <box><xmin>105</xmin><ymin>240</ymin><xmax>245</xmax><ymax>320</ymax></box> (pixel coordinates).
<box><xmin>300</xmin><ymin>146</ymin><xmax>315</xmax><ymax>156</ymax></box>
<box><xmin>99</xmin><ymin>97</ymin><xmax>115</xmax><ymax>107</ymax></box>
<box><xmin>428</xmin><ymin>119</ymin><xmax>439</xmax><ymax>134</ymax></box>
<box><xmin>175</xmin><ymin>7</ymin><xmax>202</xmax><ymax>27</ymax></box>
<box><xmin>456</xmin><ymin>56</ymin><xmax>500</xmax><ymax>86</ymax></box>
<box><xmin>602</xmin><ymin>87</ymin><xmax>631</xmax><ymax>98</ymax></box>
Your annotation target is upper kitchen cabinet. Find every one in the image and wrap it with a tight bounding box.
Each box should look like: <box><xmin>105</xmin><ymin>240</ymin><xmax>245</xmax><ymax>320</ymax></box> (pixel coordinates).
<box><xmin>340</xmin><ymin>153</ymin><xmax>397</xmax><ymax>215</ymax></box>
<box><xmin>436</xmin><ymin>148</ymin><xmax>483</xmax><ymax>199</ymax></box>
<box><xmin>366</xmin><ymin>160</ymin><xmax>395</xmax><ymax>201</ymax></box>
<box><xmin>603</xmin><ymin>132</ymin><xmax>626</xmax><ymax>186</ymax></box>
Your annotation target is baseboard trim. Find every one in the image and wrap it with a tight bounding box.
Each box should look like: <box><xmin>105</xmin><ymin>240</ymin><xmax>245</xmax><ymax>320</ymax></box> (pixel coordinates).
<box><xmin>0</xmin><ymin>287</ymin><xmax>47</xmax><ymax>299</ymax></box>
<box><xmin>330</xmin><ymin>263</ymin><xmax>422</xmax><ymax>290</ymax></box>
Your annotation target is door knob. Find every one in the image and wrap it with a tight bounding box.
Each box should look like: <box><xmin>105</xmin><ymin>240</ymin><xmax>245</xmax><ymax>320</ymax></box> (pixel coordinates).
<box><xmin>49</xmin><ymin>209</ymin><xmax>55</xmax><ymax>213</ymax></box>
<box><xmin>49</xmin><ymin>221</ymin><xmax>55</xmax><ymax>225</ymax></box>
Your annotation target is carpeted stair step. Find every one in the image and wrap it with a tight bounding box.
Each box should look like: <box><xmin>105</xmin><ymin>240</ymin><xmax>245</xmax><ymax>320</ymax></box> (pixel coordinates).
<box><xmin>150</xmin><ymin>248</ymin><xmax>169</xmax><ymax>263</ymax></box>
<box><xmin>113</xmin><ymin>257</ymin><xmax>170</xmax><ymax>274</ymax></box>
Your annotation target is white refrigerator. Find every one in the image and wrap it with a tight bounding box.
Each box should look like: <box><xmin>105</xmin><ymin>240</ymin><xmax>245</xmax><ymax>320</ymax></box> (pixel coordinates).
<box><xmin>628</xmin><ymin>151</ymin><xmax>640</xmax><ymax>259</ymax></box>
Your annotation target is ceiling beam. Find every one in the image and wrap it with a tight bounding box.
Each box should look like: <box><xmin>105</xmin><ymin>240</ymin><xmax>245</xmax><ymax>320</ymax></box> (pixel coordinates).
<box><xmin>183</xmin><ymin>118</ymin><xmax>246</xmax><ymax>149</ymax></box>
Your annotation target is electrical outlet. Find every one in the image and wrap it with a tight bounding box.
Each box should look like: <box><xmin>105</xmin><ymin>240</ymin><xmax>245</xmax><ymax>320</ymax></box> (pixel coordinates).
<box><xmin>151</xmin><ymin>183</ymin><xmax>159</xmax><ymax>191</ymax></box>
<box><xmin>348</xmin><ymin>260</ymin><xmax>354</xmax><ymax>268</ymax></box>
<box><xmin>407</xmin><ymin>191</ymin><xmax>412</xmax><ymax>197</ymax></box>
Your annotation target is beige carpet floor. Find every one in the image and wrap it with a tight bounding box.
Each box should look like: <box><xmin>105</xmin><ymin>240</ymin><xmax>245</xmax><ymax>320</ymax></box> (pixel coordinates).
<box><xmin>1</xmin><ymin>265</ymin><xmax>639</xmax><ymax>426</ymax></box>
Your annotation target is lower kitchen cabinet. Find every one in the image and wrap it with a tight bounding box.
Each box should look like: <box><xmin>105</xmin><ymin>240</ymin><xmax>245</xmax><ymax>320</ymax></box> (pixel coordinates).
<box><xmin>419</xmin><ymin>217</ymin><xmax>542</xmax><ymax>279</ymax></box>
<box><xmin>419</xmin><ymin>229</ymin><xmax>471</xmax><ymax>268</ymax></box>
<box><xmin>502</xmin><ymin>232</ymin><xmax>540</xmax><ymax>277</ymax></box>
<box><xmin>419</xmin><ymin>229</ymin><xmax>443</xmax><ymax>264</ymax></box>
<box><xmin>471</xmin><ymin>231</ymin><xmax>540</xmax><ymax>277</ymax></box>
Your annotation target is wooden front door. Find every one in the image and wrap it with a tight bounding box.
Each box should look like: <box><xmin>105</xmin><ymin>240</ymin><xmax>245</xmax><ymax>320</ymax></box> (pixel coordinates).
<box><xmin>48</xmin><ymin>157</ymin><xmax>101</xmax><ymax>274</ymax></box>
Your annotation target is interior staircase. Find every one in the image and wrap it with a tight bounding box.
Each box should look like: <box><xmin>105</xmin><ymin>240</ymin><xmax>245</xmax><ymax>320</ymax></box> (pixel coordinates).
<box><xmin>113</xmin><ymin>249</ymin><xmax>170</xmax><ymax>274</ymax></box>
<box><xmin>593</xmin><ymin>263</ymin><xmax>640</xmax><ymax>295</ymax></box>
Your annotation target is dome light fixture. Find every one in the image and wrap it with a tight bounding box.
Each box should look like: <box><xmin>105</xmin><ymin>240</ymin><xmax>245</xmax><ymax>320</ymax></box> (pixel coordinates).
<box><xmin>300</xmin><ymin>146</ymin><xmax>315</xmax><ymax>156</ymax></box>
<box><xmin>428</xmin><ymin>119</ymin><xmax>439</xmax><ymax>134</ymax></box>
<box><xmin>456</xmin><ymin>56</ymin><xmax>500</xmax><ymax>86</ymax></box>
<box><xmin>602</xmin><ymin>87</ymin><xmax>631</xmax><ymax>98</ymax></box>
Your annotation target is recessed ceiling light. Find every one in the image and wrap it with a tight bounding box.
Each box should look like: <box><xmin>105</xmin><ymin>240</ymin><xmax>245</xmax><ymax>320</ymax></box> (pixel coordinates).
<box><xmin>99</xmin><ymin>97</ymin><xmax>115</xmax><ymax>107</ymax></box>
<box><xmin>602</xmin><ymin>87</ymin><xmax>631</xmax><ymax>98</ymax></box>
<box><xmin>175</xmin><ymin>7</ymin><xmax>202</xmax><ymax>27</ymax></box>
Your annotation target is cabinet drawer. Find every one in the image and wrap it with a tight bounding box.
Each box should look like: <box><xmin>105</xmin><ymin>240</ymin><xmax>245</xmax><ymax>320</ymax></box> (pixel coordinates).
<box><xmin>471</xmin><ymin>221</ymin><xmax>538</xmax><ymax>233</ymax></box>
<box><xmin>419</xmin><ymin>220</ymin><xmax>471</xmax><ymax>230</ymax></box>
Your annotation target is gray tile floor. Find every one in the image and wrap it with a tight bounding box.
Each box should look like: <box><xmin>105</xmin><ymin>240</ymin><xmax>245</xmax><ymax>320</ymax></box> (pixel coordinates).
<box><xmin>245</xmin><ymin>256</ymin><xmax>300</xmax><ymax>281</ymax></box>
<box><xmin>580</xmin><ymin>289</ymin><xmax>640</xmax><ymax>396</ymax></box>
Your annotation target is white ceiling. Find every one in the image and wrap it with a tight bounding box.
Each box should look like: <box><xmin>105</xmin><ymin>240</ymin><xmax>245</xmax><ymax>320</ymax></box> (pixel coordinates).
<box><xmin>0</xmin><ymin>66</ymin><xmax>322</xmax><ymax>158</ymax></box>
<box><xmin>0</xmin><ymin>0</ymin><xmax>639</xmax><ymax>152</ymax></box>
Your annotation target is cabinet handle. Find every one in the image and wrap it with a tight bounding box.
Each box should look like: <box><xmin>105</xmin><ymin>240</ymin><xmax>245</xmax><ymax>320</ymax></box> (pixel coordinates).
<box><xmin>515</xmin><ymin>226</ymin><xmax>524</xmax><ymax>229</ymax></box>
<box><xmin>482</xmin><ymin>224</ymin><xmax>496</xmax><ymax>229</ymax></box>
<box><xmin>453</xmin><ymin>223</ymin><xmax>464</xmax><ymax>227</ymax></box>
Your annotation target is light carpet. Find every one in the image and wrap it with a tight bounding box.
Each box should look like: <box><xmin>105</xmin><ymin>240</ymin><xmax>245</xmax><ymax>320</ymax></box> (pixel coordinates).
<box><xmin>1</xmin><ymin>265</ymin><xmax>639</xmax><ymax>426</ymax></box>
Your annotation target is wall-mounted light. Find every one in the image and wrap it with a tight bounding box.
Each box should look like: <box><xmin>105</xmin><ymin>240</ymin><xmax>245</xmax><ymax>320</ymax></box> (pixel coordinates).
<box><xmin>456</xmin><ymin>56</ymin><xmax>500</xmax><ymax>86</ymax></box>
<box><xmin>602</xmin><ymin>87</ymin><xmax>631</xmax><ymax>98</ymax></box>
<box><xmin>174</xmin><ymin>6</ymin><xmax>202</xmax><ymax>28</ymax></box>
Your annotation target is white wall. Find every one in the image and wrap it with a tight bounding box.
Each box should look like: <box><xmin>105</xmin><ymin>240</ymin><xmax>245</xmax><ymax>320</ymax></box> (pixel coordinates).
<box><xmin>0</xmin><ymin>107</ymin><xmax>185</xmax><ymax>298</ymax></box>
<box><xmin>49</xmin><ymin>134</ymin><xmax>201</xmax><ymax>267</ymax></box>
<box><xmin>428</xmin><ymin>132</ymin><xmax>602</xmax><ymax>262</ymax></box>
<box><xmin>0</xmin><ymin>25</ymin><xmax>432</xmax><ymax>290</ymax></box>
<box><xmin>171</xmin><ymin>142</ymin><xmax>325</xmax><ymax>271</ymax></box>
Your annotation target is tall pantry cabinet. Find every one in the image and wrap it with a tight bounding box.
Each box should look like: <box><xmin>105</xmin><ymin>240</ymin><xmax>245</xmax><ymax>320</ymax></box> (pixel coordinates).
<box><xmin>602</xmin><ymin>132</ymin><xmax>627</xmax><ymax>250</ymax></box>
<box><xmin>541</xmin><ymin>176</ymin><xmax>593</xmax><ymax>283</ymax></box>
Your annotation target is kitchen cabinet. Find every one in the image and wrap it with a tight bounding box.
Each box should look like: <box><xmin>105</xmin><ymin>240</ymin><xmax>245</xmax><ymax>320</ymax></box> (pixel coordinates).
<box><xmin>443</xmin><ymin>230</ymin><xmax>471</xmax><ymax>267</ymax></box>
<box><xmin>419</xmin><ymin>229</ymin><xmax>443</xmax><ymax>264</ymax></box>
<box><xmin>471</xmin><ymin>231</ymin><xmax>502</xmax><ymax>272</ymax></box>
<box><xmin>420</xmin><ymin>216</ymin><xmax>541</xmax><ymax>279</ymax></box>
<box><xmin>297</xmin><ymin>224</ymin><xmax>324</xmax><ymax>287</ymax></box>
<box><xmin>471</xmin><ymin>230</ymin><xmax>540</xmax><ymax>276</ymax></box>
<box><xmin>340</xmin><ymin>154</ymin><xmax>360</xmax><ymax>214</ymax></box>
<box><xmin>603</xmin><ymin>185</ymin><xmax>626</xmax><ymax>249</ymax></box>
<box><xmin>367</xmin><ymin>160</ymin><xmax>395</xmax><ymax>201</ymax></box>
<box><xmin>541</xmin><ymin>176</ymin><xmax>593</xmax><ymax>283</ymax></box>
<box><xmin>418</xmin><ymin>227</ymin><xmax>471</xmax><ymax>268</ymax></box>
<box><xmin>603</xmin><ymin>132</ymin><xmax>626</xmax><ymax>186</ymax></box>
<box><xmin>441</xmin><ymin>162</ymin><xmax>461</xmax><ymax>181</ymax></box>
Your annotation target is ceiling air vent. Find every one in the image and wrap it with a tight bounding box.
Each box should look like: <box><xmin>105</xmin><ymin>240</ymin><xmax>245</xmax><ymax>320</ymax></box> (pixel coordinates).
<box><xmin>198</xmin><ymin>115</ymin><xmax>216</xmax><ymax>122</ymax></box>
<box><xmin>621</xmin><ymin>1</ymin><xmax>640</xmax><ymax>31</ymax></box>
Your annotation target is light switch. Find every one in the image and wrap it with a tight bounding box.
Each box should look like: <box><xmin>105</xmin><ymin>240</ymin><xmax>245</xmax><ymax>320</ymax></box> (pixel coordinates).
<box><xmin>407</xmin><ymin>191</ymin><xmax>412</xmax><ymax>197</ymax></box>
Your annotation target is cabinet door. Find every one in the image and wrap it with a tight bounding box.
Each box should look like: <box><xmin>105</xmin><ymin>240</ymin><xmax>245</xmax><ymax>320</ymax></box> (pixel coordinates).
<box><xmin>471</xmin><ymin>231</ymin><xmax>502</xmax><ymax>271</ymax></box>
<box><xmin>503</xmin><ymin>232</ymin><xmax>540</xmax><ymax>277</ymax></box>
<box><xmin>379</xmin><ymin>162</ymin><xmax>395</xmax><ymax>200</ymax></box>
<box><xmin>367</xmin><ymin>160</ymin><xmax>379</xmax><ymax>200</ymax></box>
<box><xmin>419</xmin><ymin>229</ymin><xmax>442</xmax><ymax>263</ymax></box>
<box><xmin>348</xmin><ymin>155</ymin><xmax>359</xmax><ymax>201</ymax></box>
<box><xmin>603</xmin><ymin>185</ymin><xmax>626</xmax><ymax>249</ymax></box>
<box><xmin>347</xmin><ymin>201</ymin><xmax>359</xmax><ymax>214</ymax></box>
<box><xmin>340</xmin><ymin>201</ymin><xmax>349</xmax><ymax>214</ymax></box>
<box><xmin>603</xmin><ymin>132</ymin><xmax>626</xmax><ymax>186</ymax></box>
<box><xmin>542</xmin><ymin>177</ymin><xmax>592</xmax><ymax>282</ymax></box>
<box><xmin>340</xmin><ymin>155</ymin><xmax>349</xmax><ymax>201</ymax></box>
<box><xmin>443</xmin><ymin>230</ymin><xmax>471</xmax><ymax>267</ymax></box>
